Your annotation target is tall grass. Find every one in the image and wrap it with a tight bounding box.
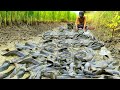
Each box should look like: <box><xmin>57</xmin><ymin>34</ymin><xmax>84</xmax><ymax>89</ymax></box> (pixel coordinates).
<box><xmin>0</xmin><ymin>11</ymin><xmax>76</xmax><ymax>26</ymax></box>
<box><xmin>86</xmin><ymin>11</ymin><xmax>120</xmax><ymax>28</ymax></box>
<box><xmin>86</xmin><ymin>11</ymin><xmax>120</xmax><ymax>39</ymax></box>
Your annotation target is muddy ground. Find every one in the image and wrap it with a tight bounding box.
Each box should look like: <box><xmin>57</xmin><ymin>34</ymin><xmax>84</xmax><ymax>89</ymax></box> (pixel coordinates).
<box><xmin>0</xmin><ymin>22</ymin><xmax>66</xmax><ymax>45</ymax></box>
<box><xmin>0</xmin><ymin>22</ymin><xmax>66</xmax><ymax>63</ymax></box>
<box><xmin>0</xmin><ymin>22</ymin><xmax>119</xmax><ymax>64</ymax></box>
<box><xmin>91</xmin><ymin>27</ymin><xmax>120</xmax><ymax>61</ymax></box>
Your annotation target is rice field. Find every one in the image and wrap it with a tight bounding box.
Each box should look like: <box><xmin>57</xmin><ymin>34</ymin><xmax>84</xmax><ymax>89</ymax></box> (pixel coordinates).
<box><xmin>0</xmin><ymin>11</ymin><xmax>77</xmax><ymax>26</ymax></box>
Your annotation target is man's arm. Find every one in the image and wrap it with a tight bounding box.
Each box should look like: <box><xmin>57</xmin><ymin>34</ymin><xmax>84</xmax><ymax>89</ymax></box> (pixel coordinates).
<box><xmin>75</xmin><ymin>17</ymin><xmax>79</xmax><ymax>31</ymax></box>
<box><xmin>83</xmin><ymin>17</ymin><xmax>86</xmax><ymax>31</ymax></box>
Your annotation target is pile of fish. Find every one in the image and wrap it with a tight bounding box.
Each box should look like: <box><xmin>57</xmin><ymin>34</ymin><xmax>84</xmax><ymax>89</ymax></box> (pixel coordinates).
<box><xmin>0</xmin><ymin>26</ymin><xmax>120</xmax><ymax>79</ymax></box>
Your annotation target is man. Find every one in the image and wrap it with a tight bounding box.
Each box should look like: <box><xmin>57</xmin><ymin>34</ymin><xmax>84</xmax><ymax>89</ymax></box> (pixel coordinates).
<box><xmin>75</xmin><ymin>11</ymin><xmax>87</xmax><ymax>32</ymax></box>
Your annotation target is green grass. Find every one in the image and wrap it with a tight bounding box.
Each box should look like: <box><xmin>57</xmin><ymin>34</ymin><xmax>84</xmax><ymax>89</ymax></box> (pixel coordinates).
<box><xmin>0</xmin><ymin>11</ymin><xmax>77</xmax><ymax>26</ymax></box>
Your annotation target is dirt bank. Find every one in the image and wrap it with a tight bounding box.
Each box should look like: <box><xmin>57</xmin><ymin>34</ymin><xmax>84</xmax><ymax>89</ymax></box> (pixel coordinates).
<box><xmin>90</xmin><ymin>28</ymin><xmax>120</xmax><ymax>60</ymax></box>
<box><xmin>0</xmin><ymin>22</ymin><xmax>66</xmax><ymax>45</ymax></box>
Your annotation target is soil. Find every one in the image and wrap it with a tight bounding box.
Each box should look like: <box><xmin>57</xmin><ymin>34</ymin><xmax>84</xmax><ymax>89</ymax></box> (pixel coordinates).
<box><xmin>0</xmin><ymin>22</ymin><xmax>66</xmax><ymax>45</ymax></box>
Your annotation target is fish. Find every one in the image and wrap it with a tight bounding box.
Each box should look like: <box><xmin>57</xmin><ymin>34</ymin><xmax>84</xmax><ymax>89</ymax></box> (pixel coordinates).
<box><xmin>2</xmin><ymin>50</ymin><xmax>26</xmax><ymax>57</ymax></box>
<box><xmin>0</xmin><ymin>64</ymin><xmax>15</xmax><ymax>79</ymax></box>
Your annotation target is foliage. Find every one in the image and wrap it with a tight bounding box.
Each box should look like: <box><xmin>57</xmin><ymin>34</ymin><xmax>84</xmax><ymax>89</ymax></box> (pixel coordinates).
<box><xmin>86</xmin><ymin>11</ymin><xmax>120</xmax><ymax>38</ymax></box>
<box><xmin>0</xmin><ymin>11</ymin><xmax>76</xmax><ymax>26</ymax></box>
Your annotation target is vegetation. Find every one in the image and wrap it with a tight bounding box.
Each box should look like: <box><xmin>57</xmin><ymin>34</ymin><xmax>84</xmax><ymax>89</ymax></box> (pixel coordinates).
<box><xmin>0</xmin><ymin>11</ymin><xmax>77</xmax><ymax>26</ymax></box>
<box><xmin>86</xmin><ymin>11</ymin><xmax>120</xmax><ymax>39</ymax></box>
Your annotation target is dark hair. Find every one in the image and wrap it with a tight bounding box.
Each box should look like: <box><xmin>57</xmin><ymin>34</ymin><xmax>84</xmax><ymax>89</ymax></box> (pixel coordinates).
<box><xmin>79</xmin><ymin>11</ymin><xmax>85</xmax><ymax>14</ymax></box>
<box><xmin>79</xmin><ymin>11</ymin><xmax>84</xmax><ymax>17</ymax></box>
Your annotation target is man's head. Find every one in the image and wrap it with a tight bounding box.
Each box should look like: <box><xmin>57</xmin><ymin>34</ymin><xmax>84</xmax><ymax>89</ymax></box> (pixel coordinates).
<box><xmin>79</xmin><ymin>11</ymin><xmax>84</xmax><ymax>18</ymax></box>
